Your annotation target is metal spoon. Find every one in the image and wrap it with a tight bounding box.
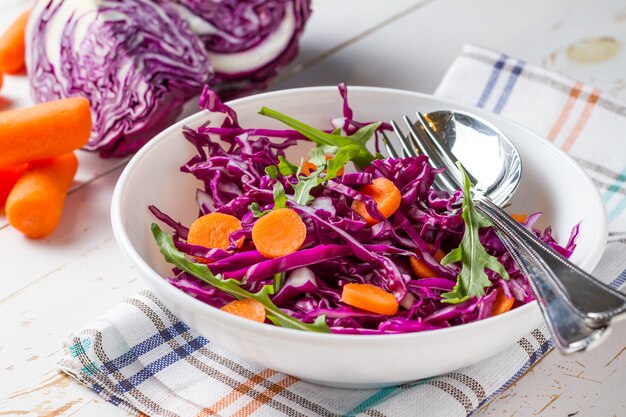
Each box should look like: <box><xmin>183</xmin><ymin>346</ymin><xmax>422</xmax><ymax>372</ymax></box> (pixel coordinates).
<box><xmin>390</xmin><ymin>110</ymin><xmax>626</xmax><ymax>352</ymax></box>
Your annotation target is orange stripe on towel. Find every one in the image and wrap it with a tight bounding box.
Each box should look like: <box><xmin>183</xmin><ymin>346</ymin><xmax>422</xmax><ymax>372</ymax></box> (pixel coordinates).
<box><xmin>231</xmin><ymin>375</ymin><xmax>299</xmax><ymax>417</ymax></box>
<box><xmin>561</xmin><ymin>89</ymin><xmax>600</xmax><ymax>152</ymax></box>
<box><xmin>196</xmin><ymin>369</ymin><xmax>278</xmax><ymax>417</ymax></box>
<box><xmin>547</xmin><ymin>82</ymin><xmax>582</xmax><ymax>141</ymax></box>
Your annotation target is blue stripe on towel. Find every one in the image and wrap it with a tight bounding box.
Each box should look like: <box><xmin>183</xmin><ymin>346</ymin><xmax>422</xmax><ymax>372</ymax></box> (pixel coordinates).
<box><xmin>475</xmin><ymin>54</ymin><xmax>508</xmax><ymax>108</ymax></box>
<box><xmin>115</xmin><ymin>336</ymin><xmax>208</xmax><ymax>393</ymax></box>
<box><xmin>102</xmin><ymin>321</ymin><xmax>190</xmax><ymax>374</ymax></box>
<box><xmin>492</xmin><ymin>60</ymin><xmax>525</xmax><ymax>114</ymax></box>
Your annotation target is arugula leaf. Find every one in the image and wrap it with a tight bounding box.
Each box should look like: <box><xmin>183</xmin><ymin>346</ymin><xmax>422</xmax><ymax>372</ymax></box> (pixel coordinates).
<box><xmin>440</xmin><ymin>165</ymin><xmax>509</xmax><ymax>304</ymax></box>
<box><xmin>272</xmin><ymin>182</ymin><xmax>287</xmax><ymax>209</ymax></box>
<box><xmin>325</xmin><ymin>145</ymin><xmax>361</xmax><ymax>181</ymax></box>
<box><xmin>293</xmin><ymin>167</ymin><xmax>323</xmax><ymax>205</ymax></box>
<box><xmin>265</xmin><ymin>166</ymin><xmax>279</xmax><ymax>179</ymax></box>
<box><xmin>273</xmin><ymin>272</ymin><xmax>285</xmax><ymax>293</ymax></box>
<box><xmin>258</xmin><ymin>106</ymin><xmax>380</xmax><ymax>169</ymax></box>
<box><xmin>277</xmin><ymin>156</ymin><xmax>298</xmax><ymax>176</ymax></box>
<box><xmin>152</xmin><ymin>224</ymin><xmax>331</xmax><ymax>333</ymax></box>
<box><xmin>308</xmin><ymin>147</ymin><xmax>326</xmax><ymax>167</ymax></box>
<box><xmin>250</xmin><ymin>202</ymin><xmax>271</xmax><ymax>218</ymax></box>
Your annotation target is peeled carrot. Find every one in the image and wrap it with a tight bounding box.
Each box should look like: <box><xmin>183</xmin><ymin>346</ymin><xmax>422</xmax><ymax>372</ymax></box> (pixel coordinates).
<box><xmin>0</xmin><ymin>10</ymin><xmax>30</xmax><ymax>74</ymax></box>
<box><xmin>491</xmin><ymin>290</ymin><xmax>515</xmax><ymax>317</ymax></box>
<box><xmin>0</xmin><ymin>97</ymin><xmax>91</xmax><ymax>168</ymax></box>
<box><xmin>251</xmin><ymin>208</ymin><xmax>306</xmax><ymax>258</ymax></box>
<box><xmin>511</xmin><ymin>213</ymin><xmax>527</xmax><ymax>223</ymax></box>
<box><xmin>341</xmin><ymin>283</ymin><xmax>399</xmax><ymax>315</ymax></box>
<box><xmin>0</xmin><ymin>163</ymin><xmax>26</xmax><ymax>209</ymax></box>
<box><xmin>410</xmin><ymin>246</ymin><xmax>446</xmax><ymax>278</ymax></box>
<box><xmin>6</xmin><ymin>152</ymin><xmax>77</xmax><ymax>238</ymax></box>
<box><xmin>301</xmin><ymin>154</ymin><xmax>344</xmax><ymax>176</ymax></box>
<box><xmin>220</xmin><ymin>298</ymin><xmax>266</xmax><ymax>323</ymax></box>
<box><xmin>351</xmin><ymin>177</ymin><xmax>401</xmax><ymax>225</ymax></box>
<box><xmin>187</xmin><ymin>212</ymin><xmax>243</xmax><ymax>256</ymax></box>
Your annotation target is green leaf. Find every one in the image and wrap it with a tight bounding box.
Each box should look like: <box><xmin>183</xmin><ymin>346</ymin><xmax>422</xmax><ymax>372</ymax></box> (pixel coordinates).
<box><xmin>273</xmin><ymin>272</ymin><xmax>285</xmax><ymax>293</ymax></box>
<box><xmin>325</xmin><ymin>145</ymin><xmax>361</xmax><ymax>181</ymax></box>
<box><xmin>272</xmin><ymin>181</ymin><xmax>287</xmax><ymax>209</ymax></box>
<box><xmin>277</xmin><ymin>156</ymin><xmax>298</xmax><ymax>176</ymax></box>
<box><xmin>308</xmin><ymin>146</ymin><xmax>326</xmax><ymax>167</ymax></box>
<box><xmin>250</xmin><ymin>202</ymin><xmax>271</xmax><ymax>218</ymax></box>
<box><xmin>265</xmin><ymin>166</ymin><xmax>279</xmax><ymax>179</ymax></box>
<box><xmin>293</xmin><ymin>167</ymin><xmax>323</xmax><ymax>205</ymax></box>
<box><xmin>152</xmin><ymin>224</ymin><xmax>331</xmax><ymax>333</ymax></box>
<box><xmin>441</xmin><ymin>165</ymin><xmax>509</xmax><ymax>304</ymax></box>
<box><xmin>258</xmin><ymin>106</ymin><xmax>379</xmax><ymax>169</ymax></box>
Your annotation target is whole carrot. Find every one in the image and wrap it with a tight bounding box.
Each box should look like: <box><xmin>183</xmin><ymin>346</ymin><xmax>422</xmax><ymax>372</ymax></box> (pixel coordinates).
<box><xmin>6</xmin><ymin>152</ymin><xmax>78</xmax><ymax>238</ymax></box>
<box><xmin>0</xmin><ymin>163</ymin><xmax>26</xmax><ymax>208</ymax></box>
<box><xmin>0</xmin><ymin>10</ymin><xmax>29</xmax><ymax>74</ymax></box>
<box><xmin>0</xmin><ymin>97</ymin><xmax>91</xmax><ymax>168</ymax></box>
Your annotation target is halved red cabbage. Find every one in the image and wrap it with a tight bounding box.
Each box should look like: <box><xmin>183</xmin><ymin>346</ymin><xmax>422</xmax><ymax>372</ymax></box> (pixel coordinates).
<box><xmin>27</xmin><ymin>0</ymin><xmax>213</xmax><ymax>157</ymax></box>
<box><xmin>168</xmin><ymin>0</ymin><xmax>312</xmax><ymax>99</ymax></box>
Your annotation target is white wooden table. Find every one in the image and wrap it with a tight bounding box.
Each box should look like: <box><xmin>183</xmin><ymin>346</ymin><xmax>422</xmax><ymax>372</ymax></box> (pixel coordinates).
<box><xmin>1</xmin><ymin>0</ymin><xmax>625</xmax><ymax>415</ymax></box>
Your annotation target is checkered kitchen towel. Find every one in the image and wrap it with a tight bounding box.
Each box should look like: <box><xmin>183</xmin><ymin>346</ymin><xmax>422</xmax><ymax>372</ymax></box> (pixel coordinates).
<box><xmin>59</xmin><ymin>45</ymin><xmax>626</xmax><ymax>416</ymax></box>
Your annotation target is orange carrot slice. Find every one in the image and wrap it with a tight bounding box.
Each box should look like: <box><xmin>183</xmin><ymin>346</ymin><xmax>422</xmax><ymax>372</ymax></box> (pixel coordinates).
<box><xmin>6</xmin><ymin>152</ymin><xmax>77</xmax><ymax>238</ymax></box>
<box><xmin>491</xmin><ymin>290</ymin><xmax>515</xmax><ymax>317</ymax></box>
<box><xmin>220</xmin><ymin>298</ymin><xmax>266</xmax><ymax>322</ymax></box>
<box><xmin>0</xmin><ymin>10</ymin><xmax>29</xmax><ymax>74</ymax></box>
<box><xmin>301</xmin><ymin>154</ymin><xmax>344</xmax><ymax>176</ymax></box>
<box><xmin>251</xmin><ymin>208</ymin><xmax>306</xmax><ymax>258</ymax></box>
<box><xmin>410</xmin><ymin>246</ymin><xmax>446</xmax><ymax>278</ymax></box>
<box><xmin>410</xmin><ymin>258</ymin><xmax>437</xmax><ymax>279</ymax></box>
<box><xmin>0</xmin><ymin>163</ymin><xmax>26</xmax><ymax>209</ymax></box>
<box><xmin>187</xmin><ymin>212</ymin><xmax>243</xmax><ymax>258</ymax></box>
<box><xmin>341</xmin><ymin>283</ymin><xmax>399</xmax><ymax>315</ymax></box>
<box><xmin>510</xmin><ymin>213</ymin><xmax>527</xmax><ymax>223</ymax></box>
<box><xmin>351</xmin><ymin>177</ymin><xmax>401</xmax><ymax>225</ymax></box>
<box><xmin>0</xmin><ymin>97</ymin><xmax>91</xmax><ymax>168</ymax></box>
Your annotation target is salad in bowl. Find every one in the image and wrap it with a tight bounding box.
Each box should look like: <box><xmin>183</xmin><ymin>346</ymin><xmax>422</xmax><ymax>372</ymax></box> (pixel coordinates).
<box><xmin>149</xmin><ymin>84</ymin><xmax>579</xmax><ymax>336</ymax></box>
<box><xmin>112</xmin><ymin>85</ymin><xmax>603</xmax><ymax>386</ymax></box>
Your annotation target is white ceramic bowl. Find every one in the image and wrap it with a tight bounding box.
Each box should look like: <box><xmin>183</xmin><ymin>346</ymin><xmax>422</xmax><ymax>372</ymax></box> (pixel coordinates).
<box><xmin>111</xmin><ymin>86</ymin><xmax>607</xmax><ymax>388</ymax></box>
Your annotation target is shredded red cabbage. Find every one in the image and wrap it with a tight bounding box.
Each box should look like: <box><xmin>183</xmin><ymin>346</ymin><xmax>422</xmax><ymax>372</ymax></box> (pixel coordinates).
<box><xmin>150</xmin><ymin>84</ymin><xmax>579</xmax><ymax>334</ymax></box>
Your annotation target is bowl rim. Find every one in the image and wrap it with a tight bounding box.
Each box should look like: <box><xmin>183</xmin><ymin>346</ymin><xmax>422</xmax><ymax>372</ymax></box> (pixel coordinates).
<box><xmin>111</xmin><ymin>85</ymin><xmax>607</xmax><ymax>342</ymax></box>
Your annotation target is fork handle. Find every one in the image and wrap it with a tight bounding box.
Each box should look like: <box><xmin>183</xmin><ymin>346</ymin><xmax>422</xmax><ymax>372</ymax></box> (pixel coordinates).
<box><xmin>476</xmin><ymin>197</ymin><xmax>626</xmax><ymax>326</ymax></box>
<box><xmin>493</xmin><ymin>227</ymin><xmax>607</xmax><ymax>352</ymax></box>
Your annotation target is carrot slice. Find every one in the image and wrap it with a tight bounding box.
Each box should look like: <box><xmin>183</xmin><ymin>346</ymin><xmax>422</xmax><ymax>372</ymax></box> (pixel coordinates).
<box><xmin>0</xmin><ymin>10</ymin><xmax>29</xmax><ymax>74</ymax></box>
<box><xmin>491</xmin><ymin>290</ymin><xmax>515</xmax><ymax>316</ymax></box>
<box><xmin>220</xmin><ymin>298</ymin><xmax>266</xmax><ymax>323</ymax></box>
<box><xmin>0</xmin><ymin>163</ymin><xmax>26</xmax><ymax>209</ymax></box>
<box><xmin>0</xmin><ymin>97</ymin><xmax>91</xmax><ymax>168</ymax></box>
<box><xmin>251</xmin><ymin>208</ymin><xmax>306</xmax><ymax>258</ymax></box>
<box><xmin>410</xmin><ymin>258</ymin><xmax>437</xmax><ymax>279</ymax></box>
<box><xmin>410</xmin><ymin>246</ymin><xmax>446</xmax><ymax>278</ymax></box>
<box><xmin>341</xmin><ymin>283</ymin><xmax>399</xmax><ymax>315</ymax></box>
<box><xmin>187</xmin><ymin>212</ymin><xmax>243</xmax><ymax>256</ymax></box>
<box><xmin>510</xmin><ymin>213</ymin><xmax>527</xmax><ymax>223</ymax></box>
<box><xmin>301</xmin><ymin>154</ymin><xmax>344</xmax><ymax>176</ymax></box>
<box><xmin>351</xmin><ymin>177</ymin><xmax>401</xmax><ymax>225</ymax></box>
<box><xmin>6</xmin><ymin>152</ymin><xmax>77</xmax><ymax>238</ymax></box>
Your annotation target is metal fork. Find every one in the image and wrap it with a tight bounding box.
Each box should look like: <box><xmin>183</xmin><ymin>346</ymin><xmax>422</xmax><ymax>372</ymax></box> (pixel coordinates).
<box><xmin>386</xmin><ymin>113</ymin><xmax>626</xmax><ymax>353</ymax></box>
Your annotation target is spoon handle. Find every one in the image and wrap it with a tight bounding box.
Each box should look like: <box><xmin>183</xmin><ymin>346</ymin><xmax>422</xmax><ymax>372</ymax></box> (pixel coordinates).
<box><xmin>493</xmin><ymin>227</ymin><xmax>607</xmax><ymax>352</ymax></box>
<box><xmin>476</xmin><ymin>197</ymin><xmax>626</xmax><ymax>327</ymax></box>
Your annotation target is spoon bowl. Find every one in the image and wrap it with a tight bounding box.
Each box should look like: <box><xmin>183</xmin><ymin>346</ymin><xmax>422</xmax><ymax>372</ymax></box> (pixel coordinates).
<box><xmin>425</xmin><ymin>110</ymin><xmax>522</xmax><ymax>206</ymax></box>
